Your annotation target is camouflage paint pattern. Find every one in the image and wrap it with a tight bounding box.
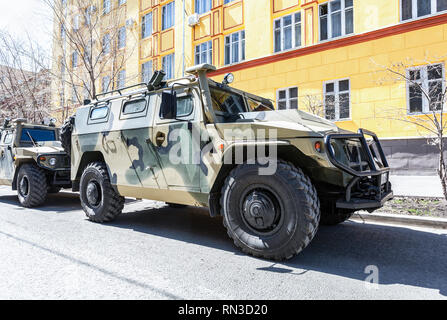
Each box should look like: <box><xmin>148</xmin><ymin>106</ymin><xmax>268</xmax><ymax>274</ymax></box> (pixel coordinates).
<box><xmin>70</xmin><ymin>64</ymin><xmax>350</xmax><ymax>207</ymax></box>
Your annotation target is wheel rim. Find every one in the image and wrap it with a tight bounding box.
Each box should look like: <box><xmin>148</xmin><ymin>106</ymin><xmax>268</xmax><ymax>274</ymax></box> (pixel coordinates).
<box><xmin>240</xmin><ymin>187</ymin><xmax>283</xmax><ymax>235</ymax></box>
<box><xmin>19</xmin><ymin>176</ymin><xmax>29</xmax><ymax>198</ymax></box>
<box><xmin>86</xmin><ymin>180</ymin><xmax>102</xmax><ymax>208</ymax></box>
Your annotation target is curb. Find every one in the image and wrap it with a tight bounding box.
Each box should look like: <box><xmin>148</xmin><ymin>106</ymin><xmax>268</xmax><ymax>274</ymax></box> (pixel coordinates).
<box><xmin>350</xmin><ymin>212</ymin><xmax>447</xmax><ymax>229</ymax></box>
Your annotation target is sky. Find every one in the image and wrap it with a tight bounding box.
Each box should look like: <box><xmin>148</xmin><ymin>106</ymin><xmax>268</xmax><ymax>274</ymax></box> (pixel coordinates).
<box><xmin>0</xmin><ymin>0</ymin><xmax>53</xmax><ymax>58</ymax></box>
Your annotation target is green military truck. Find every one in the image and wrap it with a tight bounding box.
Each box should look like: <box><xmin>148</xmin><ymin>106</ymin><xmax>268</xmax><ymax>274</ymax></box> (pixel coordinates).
<box><xmin>61</xmin><ymin>64</ymin><xmax>393</xmax><ymax>260</ymax></box>
<box><xmin>0</xmin><ymin>119</ymin><xmax>71</xmax><ymax>207</ymax></box>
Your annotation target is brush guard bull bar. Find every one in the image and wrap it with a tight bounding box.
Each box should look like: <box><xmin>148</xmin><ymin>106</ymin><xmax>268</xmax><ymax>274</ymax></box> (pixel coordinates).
<box><xmin>325</xmin><ymin>129</ymin><xmax>393</xmax><ymax>210</ymax></box>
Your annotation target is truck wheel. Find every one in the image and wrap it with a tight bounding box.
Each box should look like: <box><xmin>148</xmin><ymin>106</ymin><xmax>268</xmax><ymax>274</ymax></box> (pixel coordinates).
<box><xmin>320</xmin><ymin>209</ymin><xmax>354</xmax><ymax>226</ymax></box>
<box><xmin>60</xmin><ymin>116</ymin><xmax>74</xmax><ymax>155</ymax></box>
<box><xmin>80</xmin><ymin>162</ymin><xmax>125</xmax><ymax>223</ymax></box>
<box><xmin>220</xmin><ymin>161</ymin><xmax>320</xmax><ymax>261</ymax></box>
<box><xmin>17</xmin><ymin>164</ymin><xmax>48</xmax><ymax>208</ymax></box>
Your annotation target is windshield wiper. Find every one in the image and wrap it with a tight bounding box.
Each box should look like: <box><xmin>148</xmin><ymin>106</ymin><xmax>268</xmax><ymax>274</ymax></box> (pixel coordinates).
<box><xmin>26</xmin><ymin>131</ymin><xmax>38</xmax><ymax>147</ymax></box>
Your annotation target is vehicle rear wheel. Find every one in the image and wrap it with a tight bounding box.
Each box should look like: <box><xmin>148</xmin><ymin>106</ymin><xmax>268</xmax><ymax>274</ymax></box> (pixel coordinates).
<box><xmin>80</xmin><ymin>162</ymin><xmax>125</xmax><ymax>223</ymax></box>
<box><xmin>220</xmin><ymin>160</ymin><xmax>320</xmax><ymax>261</ymax></box>
<box><xmin>320</xmin><ymin>209</ymin><xmax>355</xmax><ymax>226</ymax></box>
<box><xmin>17</xmin><ymin>164</ymin><xmax>48</xmax><ymax>207</ymax></box>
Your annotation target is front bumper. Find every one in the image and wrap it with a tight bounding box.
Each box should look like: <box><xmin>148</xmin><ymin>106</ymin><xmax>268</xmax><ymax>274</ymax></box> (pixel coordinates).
<box><xmin>325</xmin><ymin>129</ymin><xmax>393</xmax><ymax>211</ymax></box>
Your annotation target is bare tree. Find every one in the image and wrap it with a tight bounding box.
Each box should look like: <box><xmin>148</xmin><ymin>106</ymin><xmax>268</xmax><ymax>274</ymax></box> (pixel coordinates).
<box><xmin>46</xmin><ymin>0</ymin><xmax>138</xmax><ymax>120</ymax></box>
<box><xmin>0</xmin><ymin>31</ymin><xmax>51</xmax><ymax>124</ymax></box>
<box><xmin>301</xmin><ymin>94</ymin><xmax>325</xmax><ymax>118</ymax></box>
<box><xmin>373</xmin><ymin>58</ymin><xmax>447</xmax><ymax>200</ymax></box>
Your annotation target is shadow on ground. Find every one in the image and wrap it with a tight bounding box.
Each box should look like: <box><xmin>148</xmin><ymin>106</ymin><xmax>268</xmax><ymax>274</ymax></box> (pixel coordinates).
<box><xmin>106</xmin><ymin>205</ymin><xmax>447</xmax><ymax>297</ymax></box>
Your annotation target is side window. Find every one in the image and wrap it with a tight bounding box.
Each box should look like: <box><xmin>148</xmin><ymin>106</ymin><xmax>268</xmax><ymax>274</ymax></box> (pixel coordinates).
<box><xmin>88</xmin><ymin>104</ymin><xmax>110</xmax><ymax>124</ymax></box>
<box><xmin>3</xmin><ymin>132</ymin><xmax>13</xmax><ymax>144</ymax></box>
<box><xmin>90</xmin><ymin>106</ymin><xmax>109</xmax><ymax>120</ymax></box>
<box><xmin>210</xmin><ymin>87</ymin><xmax>246</xmax><ymax>114</ymax></box>
<box><xmin>123</xmin><ymin>98</ymin><xmax>146</xmax><ymax>115</ymax></box>
<box><xmin>176</xmin><ymin>95</ymin><xmax>194</xmax><ymax>117</ymax></box>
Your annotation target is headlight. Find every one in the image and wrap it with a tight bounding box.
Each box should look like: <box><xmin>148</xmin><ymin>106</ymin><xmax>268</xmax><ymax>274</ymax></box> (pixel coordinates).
<box><xmin>49</xmin><ymin>158</ymin><xmax>57</xmax><ymax>166</ymax></box>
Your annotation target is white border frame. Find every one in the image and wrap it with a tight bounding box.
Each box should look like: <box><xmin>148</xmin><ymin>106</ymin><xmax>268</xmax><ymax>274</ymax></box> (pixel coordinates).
<box><xmin>276</xmin><ymin>86</ymin><xmax>299</xmax><ymax>110</ymax></box>
<box><xmin>323</xmin><ymin>77</ymin><xmax>351</xmax><ymax>121</ymax></box>
<box><xmin>273</xmin><ymin>10</ymin><xmax>302</xmax><ymax>53</ymax></box>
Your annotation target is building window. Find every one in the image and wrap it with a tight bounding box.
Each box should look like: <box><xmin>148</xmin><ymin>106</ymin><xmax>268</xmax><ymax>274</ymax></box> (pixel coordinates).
<box><xmin>142</xmin><ymin>12</ymin><xmax>153</xmax><ymax>39</ymax></box>
<box><xmin>72</xmin><ymin>51</ymin><xmax>78</xmax><ymax>68</ymax></box>
<box><xmin>195</xmin><ymin>41</ymin><xmax>212</xmax><ymax>65</ymax></box>
<box><xmin>118</xmin><ymin>26</ymin><xmax>126</xmax><ymax>49</ymax></box>
<box><xmin>142</xmin><ymin>61</ymin><xmax>153</xmax><ymax>83</ymax></box>
<box><xmin>324</xmin><ymin>79</ymin><xmax>350</xmax><ymax>120</ymax></box>
<box><xmin>274</xmin><ymin>12</ymin><xmax>301</xmax><ymax>53</ymax></box>
<box><xmin>73</xmin><ymin>15</ymin><xmax>80</xmax><ymax>31</ymax></box>
<box><xmin>195</xmin><ymin>0</ymin><xmax>212</xmax><ymax>14</ymax></box>
<box><xmin>72</xmin><ymin>87</ymin><xmax>78</xmax><ymax>104</ymax></box>
<box><xmin>102</xmin><ymin>76</ymin><xmax>111</xmax><ymax>93</ymax></box>
<box><xmin>117</xmin><ymin>70</ymin><xmax>126</xmax><ymax>89</ymax></box>
<box><xmin>224</xmin><ymin>30</ymin><xmax>245</xmax><ymax>65</ymax></box>
<box><xmin>319</xmin><ymin>0</ymin><xmax>353</xmax><ymax>41</ymax></box>
<box><xmin>102</xmin><ymin>33</ymin><xmax>110</xmax><ymax>54</ymax></box>
<box><xmin>118</xmin><ymin>0</ymin><xmax>126</xmax><ymax>5</ymax></box>
<box><xmin>162</xmin><ymin>54</ymin><xmax>175</xmax><ymax>79</ymax></box>
<box><xmin>224</xmin><ymin>0</ymin><xmax>235</xmax><ymax>4</ymax></box>
<box><xmin>407</xmin><ymin>64</ymin><xmax>445</xmax><ymax>113</ymax></box>
<box><xmin>401</xmin><ymin>0</ymin><xmax>447</xmax><ymax>21</ymax></box>
<box><xmin>277</xmin><ymin>87</ymin><xmax>298</xmax><ymax>110</ymax></box>
<box><xmin>162</xmin><ymin>2</ymin><xmax>175</xmax><ymax>30</ymax></box>
<box><xmin>103</xmin><ymin>0</ymin><xmax>111</xmax><ymax>14</ymax></box>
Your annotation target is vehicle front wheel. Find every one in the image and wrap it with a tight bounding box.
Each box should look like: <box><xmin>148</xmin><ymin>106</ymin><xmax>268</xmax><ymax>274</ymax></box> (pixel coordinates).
<box><xmin>80</xmin><ymin>162</ymin><xmax>125</xmax><ymax>223</ymax></box>
<box><xmin>17</xmin><ymin>164</ymin><xmax>48</xmax><ymax>207</ymax></box>
<box><xmin>220</xmin><ymin>161</ymin><xmax>320</xmax><ymax>261</ymax></box>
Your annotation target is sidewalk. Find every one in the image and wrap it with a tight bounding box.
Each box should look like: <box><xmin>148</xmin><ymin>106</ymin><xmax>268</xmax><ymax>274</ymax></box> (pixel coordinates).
<box><xmin>389</xmin><ymin>176</ymin><xmax>443</xmax><ymax>198</ymax></box>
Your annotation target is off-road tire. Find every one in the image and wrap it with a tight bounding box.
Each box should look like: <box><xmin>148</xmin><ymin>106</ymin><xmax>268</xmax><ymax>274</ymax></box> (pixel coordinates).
<box><xmin>320</xmin><ymin>209</ymin><xmax>354</xmax><ymax>226</ymax></box>
<box><xmin>17</xmin><ymin>164</ymin><xmax>48</xmax><ymax>208</ymax></box>
<box><xmin>60</xmin><ymin>116</ymin><xmax>74</xmax><ymax>155</ymax></box>
<box><xmin>48</xmin><ymin>187</ymin><xmax>62</xmax><ymax>194</ymax></box>
<box><xmin>166</xmin><ymin>203</ymin><xmax>187</xmax><ymax>208</ymax></box>
<box><xmin>220</xmin><ymin>160</ymin><xmax>320</xmax><ymax>261</ymax></box>
<box><xmin>80</xmin><ymin>162</ymin><xmax>125</xmax><ymax>223</ymax></box>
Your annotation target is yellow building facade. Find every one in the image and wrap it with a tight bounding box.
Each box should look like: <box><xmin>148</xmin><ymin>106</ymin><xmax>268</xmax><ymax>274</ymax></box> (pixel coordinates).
<box><xmin>52</xmin><ymin>0</ymin><xmax>447</xmax><ymax>173</ymax></box>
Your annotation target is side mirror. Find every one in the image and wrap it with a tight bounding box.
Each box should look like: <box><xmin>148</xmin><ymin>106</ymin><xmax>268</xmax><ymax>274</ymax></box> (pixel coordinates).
<box><xmin>160</xmin><ymin>92</ymin><xmax>177</xmax><ymax>119</ymax></box>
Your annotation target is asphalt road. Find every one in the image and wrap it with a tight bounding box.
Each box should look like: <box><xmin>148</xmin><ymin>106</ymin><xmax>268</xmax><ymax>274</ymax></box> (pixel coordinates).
<box><xmin>0</xmin><ymin>186</ymin><xmax>446</xmax><ymax>300</ymax></box>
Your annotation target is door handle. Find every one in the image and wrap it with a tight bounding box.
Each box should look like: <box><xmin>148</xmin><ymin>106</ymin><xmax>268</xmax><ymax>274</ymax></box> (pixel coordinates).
<box><xmin>155</xmin><ymin>132</ymin><xmax>166</xmax><ymax>147</ymax></box>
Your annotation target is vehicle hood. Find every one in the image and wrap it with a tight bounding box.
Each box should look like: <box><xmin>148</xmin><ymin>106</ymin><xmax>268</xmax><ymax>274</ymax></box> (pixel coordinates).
<box><xmin>216</xmin><ymin>109</ymin><xmax>340</xmax><ymax>139</ymax></box>
<box><xmin>18</xmin><ymin>141</ymin><xmax>65</xmax><ymax>156</ymax></box>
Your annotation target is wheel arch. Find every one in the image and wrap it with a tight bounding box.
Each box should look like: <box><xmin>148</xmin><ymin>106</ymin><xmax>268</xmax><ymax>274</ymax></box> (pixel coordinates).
<box><xmin>72</xmin><ymin>151</ymin><xmax>106</xmax><ymax>192</ymax></box>
<box><xmin>12</xmin><ymin>158</ymin><xmax>37</xmax><ymax>190</ymax></box>
<box><xmin>208</xmin><ymin>143</ymin><xmax>319</xmax><ymax>217</ymax></box>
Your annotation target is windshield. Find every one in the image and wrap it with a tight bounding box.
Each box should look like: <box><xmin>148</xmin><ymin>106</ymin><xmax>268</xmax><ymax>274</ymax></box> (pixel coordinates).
<box><xmin>210</xmin><ymin>86</ymin><xmax>273</xmax><ymax>121</ymax></box>
<box><xmin>21</xmin><ymin>128</ymin><xmax>56</xmax><ymax>143</ymax></box>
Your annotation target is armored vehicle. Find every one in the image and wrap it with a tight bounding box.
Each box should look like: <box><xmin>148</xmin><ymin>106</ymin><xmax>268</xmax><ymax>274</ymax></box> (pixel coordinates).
<box><xmin>63</xmin><ymin>64</ymin><xmax>392</xmax><ymax>260</ymax></box>
<box><xmin>0</xmin><ymin>119</ymin><xmax>71</xmax><ymax>207</ymax></box>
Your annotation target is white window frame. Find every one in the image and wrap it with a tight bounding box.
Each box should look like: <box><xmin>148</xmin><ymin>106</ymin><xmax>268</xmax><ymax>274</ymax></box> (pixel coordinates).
<box><xmin>162</xmin><ymin>1</ymin><xmax>175</xmax><ymax>30</ymax></box>
<box><xmin>274</xmin><ymin>11</ymin><xmax>302</xmax><ymax>53</ymax></box>
<box><xmin>323</xmin><ymin>78</ymin><xmax>351</xmax><ymax>121</ymax></box>
<box><xmin>276</xmin><ymin>87</ymin><xmax>299</xmax><ymax>110</ymax></box>
<box><xmin>102</xmin><ymin>76</ymin><xmax>111</xmax><ymax>93</ymax></box>
<box><xmin>224</xmin><ymin>30</ymin><xmax>245</xmax><ymax>65</ymax></box>
<box><xmin>118</xmin><ymin>26</ymin><xmax>126</xmax><ymax>49</ymax></box>
<box><xmin>400</xmin><ymin>0</ymin><xmax>447</xmax><ymax>21</ymax></box>
<box><xmin>195</xmin><ymin>0</ymin><xmax>212</xmax><ymax>15</ymax></box>
<box><xmin>319</xmin><ymin>0</ymin><xmax>354</xmax><ymax>42</ymax></box>
<box><xmin>142</xmin><ymin>60</ymin><xmax>153</xmax><ymax>83</ymax></box>
<box><xmin>142</xmin><ymin>12</ymin><xmax>153</xmax><ymax>39</ymax></box>
<box><xmin>117</xmin><ymin>70</ymin><xmax>126</xmax><ymax>89</ymax></box>
<box><xmin>162</xmin><ymin>54</ymin><xmax>175</xmax><ymax>80</ymax></box>
<box><xmin>406</xmin><ymin>63</ymin><xmax>446</xmax><ymax>114</ymax></box>
<box><xmin>195</xmin><ymin>41</ymin><xmax>213</xmax><ymax>65</ymax></box>
<box><xmin>103</xmin><ymin>0</ymin><xmax>111</xmax><ymax>15</ymax></box>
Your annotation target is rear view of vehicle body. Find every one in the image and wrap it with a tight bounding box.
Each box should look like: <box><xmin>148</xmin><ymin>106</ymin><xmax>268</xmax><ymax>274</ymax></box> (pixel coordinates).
<box><xmin>63</xmin><ymin>64</ymin><xmax>392</xmax><ymax>260</ymax></box>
